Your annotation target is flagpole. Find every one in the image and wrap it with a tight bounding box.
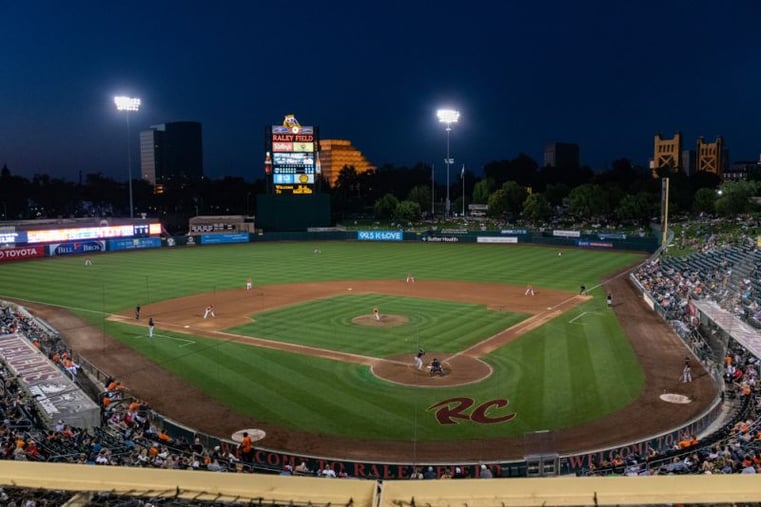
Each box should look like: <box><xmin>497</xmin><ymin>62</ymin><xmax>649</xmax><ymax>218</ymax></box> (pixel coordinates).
<box><xmin>461</xmin><ymin>164</ymin><xmax>465</xmax><ymax>218</ymax></box>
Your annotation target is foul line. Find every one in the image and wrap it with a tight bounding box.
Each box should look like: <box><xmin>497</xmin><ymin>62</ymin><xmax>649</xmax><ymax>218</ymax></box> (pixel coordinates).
<box><xmin>569</xmin><ymin>312</ymin><xmax>588</xmax><ymax>323</ymax></box>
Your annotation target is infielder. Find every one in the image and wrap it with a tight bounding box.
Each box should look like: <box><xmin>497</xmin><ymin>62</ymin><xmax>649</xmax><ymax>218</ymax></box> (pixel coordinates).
<box><xmin>203</xmin><ymin>305</ymin><xmax>216</xmax><ymax>319</ymax></box>
<box><xmin>524</xmin><ymin>285</ymin><xmax>535</xmax><ymax>296</ymax></box>
<box><xmin>148</xmin><ymin>317</ymin><xmax>155</xmax><ymax>338</ymax></box>
<box><xmin>245</xmin><ymin>278</ymin><xmax>253</xmax><ymax>291</ymax></box>
<box><xmin>406</xmin><ymin>273</ymin><xmax>416</xmax><ymax>283</ymax></box>
<box><xmin>373</xmin><ymin>307</ymin><xmax>380</xmax><ymax>321</ymax></box>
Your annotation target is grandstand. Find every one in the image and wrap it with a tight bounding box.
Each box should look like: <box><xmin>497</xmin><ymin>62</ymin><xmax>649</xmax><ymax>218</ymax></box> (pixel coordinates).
<box><xmin>1</xmin><ymin>227</ymin><xmax>761</xmax><ymax>504</ymax></box>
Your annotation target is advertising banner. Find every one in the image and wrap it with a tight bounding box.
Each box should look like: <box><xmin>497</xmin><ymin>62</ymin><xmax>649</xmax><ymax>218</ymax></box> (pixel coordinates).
<box><xmin>0</xmin><ymin>230</ymin><xmax>27</xmax><ymax>245</ymax></box>
<box><xmin>477</xmin><ymin>236</ymin><xmax>518</xmax><ymax>244</ymax></box>
<box><xmin>577</xmin><ymin>241</ymin><xmax>614</xmax><ymax>248</ymax></box>
<box><xmin>422</xmin><ymin>235</ymin><xmax>461</xmax><ymax>243</ymax></box>
<box><xmin>357</xmin><ymin>231</ymin><xmax>403</xmax><ymax>241</ymax></box>
<box><xmin>599</xmin><ymin>232</ymin><xmax>627</xmax><ymax>240</ymax></box>
<box><xmin>47</xmin><ymin>240</ymin><xmax>105</xmax><ymax>256</ymax></box>
<box><xmin>0</xmin><ymin>245</ymin><xmax>45</xmax><ymax>263</ymax></box>
<box><xmin>553</xmin><ymin>230</ymin><xmax>581</xmax><ymax>238</ymax></box>
<box><xmin>200</xmin><ymin>233</ymin><xmax>250</xmax><ymax>245</ymax></box>
<box><xmin>109</xmin><ymin>237</ymin><xmax>162</xmax><ymax>252</ymax></box>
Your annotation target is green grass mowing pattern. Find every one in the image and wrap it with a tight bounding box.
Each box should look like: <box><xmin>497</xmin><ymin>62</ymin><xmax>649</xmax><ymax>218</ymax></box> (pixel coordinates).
<box><xmin>97</xmin><ymin>293</ymin><xmax>643</xmax><ymax>441</ymax></box>
<box><xmin>481</xmin><ymin>296</ymin><xmax>644</xmax><ymax>435</ymax></box>
<box><xmin>229</xmin><ymin>294</ymin><xmax>528</xmax><ymax>356</ymax></box>
<box><xmin>0</xmin><ymin>242</ymin><xmax>647</xmax><ymax>441</ymax></box>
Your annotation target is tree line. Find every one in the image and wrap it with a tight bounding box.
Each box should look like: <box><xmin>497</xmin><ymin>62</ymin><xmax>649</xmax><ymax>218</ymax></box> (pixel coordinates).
<box><xmin>1</xmin><ymin>155</ymin><xmax>759</xmax><ymax>233</ymax></box>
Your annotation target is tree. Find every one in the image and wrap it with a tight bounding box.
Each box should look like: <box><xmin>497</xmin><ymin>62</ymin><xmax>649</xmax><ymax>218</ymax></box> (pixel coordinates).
<box><xmin>692</xmin><ymin>187</ymin><xmax>718</xmax><ymax>215</ymax></box>
<box><xmin>544</xmin><ymin>183</ymin><xmax>570</xmax><ymax>207</ymax></box>
<box><xmin>616</xmin><ymin>192</ymin><xmax>655</xmax><ymax>224</ymax></box>
<box><xmin>472</xmin><ymin>179</ymin><xmax>493</xmax><ymax>204</ymax></box>
<box><xmin>487</xmin><ymin>188</ymin><xmax>509</xmax><ymax>217</ymax></box>
<box><xmin>395</xmin><ymin>200</ymin><xmax>421</xmax><ymax>221</ymax></box>
<box><xmin>522</xmin><ymin>193</ymin><xmax>552</xmax><ymax>222</ymax></box>
<box><xmin>374</xmin><ymin>193</ymin><xmax>399</xmax><ymax>219</ymax></box>
<box><xmin>407</xmin><ymin>185</ymin><xmax>432</xmax><ymax>213</ymax></box>
<box><xmin>500</xmin><ymin>181</ymin><xmax>528</xmax><ymax>215</ymax></box>
<box><xmin>714</xmin><ymin>180</ymin><xmax>760</xmax><ymax>216</ymax></box>
<box><xmin>487</xmin><ymin>181</ymin><xmax>527</xmax><ymax>218</ymax></box>
<box><xmin>568</xmin><ymin>184</ymin><xmax>609</xmax><ymax>219</ymax></box>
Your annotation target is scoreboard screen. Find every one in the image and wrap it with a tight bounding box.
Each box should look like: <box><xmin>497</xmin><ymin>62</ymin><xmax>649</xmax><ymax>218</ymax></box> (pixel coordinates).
<box><xmin>267</xmin><ymin>115</ymin><xmax>319</xmax><ymax>195</ymax></box>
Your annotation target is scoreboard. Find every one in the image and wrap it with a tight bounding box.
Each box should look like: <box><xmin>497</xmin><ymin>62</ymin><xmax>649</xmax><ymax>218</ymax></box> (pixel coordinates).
<box><xmin>266</xmin><ymin>115</ymin><xmax>320</xmax><ymax>195</ymax></box>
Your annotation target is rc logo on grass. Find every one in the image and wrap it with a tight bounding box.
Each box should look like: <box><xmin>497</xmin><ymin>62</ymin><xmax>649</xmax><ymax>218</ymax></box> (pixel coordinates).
<box><xmin>428</xmin><ymin>397</ymin><xmax>516</xmax><ymax>425</ymax></box>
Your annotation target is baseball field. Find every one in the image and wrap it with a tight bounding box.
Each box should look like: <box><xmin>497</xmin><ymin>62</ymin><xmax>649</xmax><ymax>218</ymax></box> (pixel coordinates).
<box><xmin>0</xmin><ymin>241</ymin><xmax>716</xmax><ymax>462</ymax></box>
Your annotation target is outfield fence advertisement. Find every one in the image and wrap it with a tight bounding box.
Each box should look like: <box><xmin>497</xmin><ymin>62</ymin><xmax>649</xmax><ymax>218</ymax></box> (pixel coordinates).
<box><xmin>200</xmin><ymin>233</ymin><xmax>250</xmax><ymax>245</ymax></box>
<box><xmin>0</xmin><ymin>245</ymin><xmax>45</xmax><ymax>263</ymax></box>
<box><xmin>47</xmin><ymin>240</ymin><xmax>105</xmax><ymax>256</ymax></box>
<box><xmin>357</xmin><ymin>231</ymin><xmax>403</xmax><ymax>241</ymax></box>
<box><xmin>477</xmin><ymin>236</ymin><xmax>518</xmax><ymax>244</ymax></box>
<box><xmin>109</xmin><ymin>237</ymin><xmax>162</xmax><ymax>251</ymax></box>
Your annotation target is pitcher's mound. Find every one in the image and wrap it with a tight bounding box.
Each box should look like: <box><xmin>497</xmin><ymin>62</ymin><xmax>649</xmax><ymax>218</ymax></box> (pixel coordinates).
<box><xmin>352</xmin><ymin>314</ymin><xmax>409</xmax><ymax>327</ymax></box>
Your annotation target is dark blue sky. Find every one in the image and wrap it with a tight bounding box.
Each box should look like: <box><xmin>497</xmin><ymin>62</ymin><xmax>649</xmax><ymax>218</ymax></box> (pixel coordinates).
<box><xmin>1</xmin><ymin>1</ymin><xmax>760</xmax><ymax>182</ymax></box>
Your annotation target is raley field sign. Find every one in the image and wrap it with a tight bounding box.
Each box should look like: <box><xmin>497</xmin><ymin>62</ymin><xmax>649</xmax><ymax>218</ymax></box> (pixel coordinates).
<box><xmin>0</xmin><ymin>246</ymin><xmax>45</xmax><ymax>263</ymax></box>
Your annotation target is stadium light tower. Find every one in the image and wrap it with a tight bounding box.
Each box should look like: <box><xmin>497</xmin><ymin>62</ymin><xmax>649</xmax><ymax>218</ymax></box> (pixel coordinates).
<box><xmin>436</xmin><ymin>108</ymin><xmax>459</xmax><ymax>216</ymax></box>
<box><xmin>114</xmin><ymin>96</ymin><xmax>141</xmax><ymax>219</ymax></box>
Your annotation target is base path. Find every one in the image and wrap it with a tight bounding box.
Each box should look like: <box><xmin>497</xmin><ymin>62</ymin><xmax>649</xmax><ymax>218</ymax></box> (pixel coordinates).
<box><xmin>21</xmin><ymin>277</ymin><xmax>717</xmax><ymax>462</ymax></box>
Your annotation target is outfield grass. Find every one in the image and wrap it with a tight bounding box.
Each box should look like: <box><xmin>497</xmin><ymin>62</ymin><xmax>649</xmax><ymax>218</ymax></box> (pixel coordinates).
<box><xmin>0</xmin><ymin>241</ymin><xmax>647</xmax><ymax>441</ymax></box>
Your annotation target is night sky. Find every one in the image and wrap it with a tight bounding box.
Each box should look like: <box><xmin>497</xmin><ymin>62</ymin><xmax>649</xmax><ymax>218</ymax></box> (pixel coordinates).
<box><xmin>2</xmin><ymin>0</ymin><xmax>760</xmax><ymax>182</ymax></box>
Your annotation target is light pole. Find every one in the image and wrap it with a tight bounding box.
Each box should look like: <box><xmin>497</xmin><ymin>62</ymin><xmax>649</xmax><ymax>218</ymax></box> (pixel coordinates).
<box><xmin>436</xmin><ymin>108</ymin><xmax>459</xmax><ymax>217</ymax></box>
<box><xmin>114</xmin><ymin>96</ymin><xmax>141</xmax><ymax>219</ymax></box>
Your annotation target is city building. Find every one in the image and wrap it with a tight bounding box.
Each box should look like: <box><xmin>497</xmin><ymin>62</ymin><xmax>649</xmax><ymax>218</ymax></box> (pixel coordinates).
<box><xmin>651</xmin><ymin>132</ymin><xmax>682</xmax><ymax>177</ymax></box>
<box><xmin>696</xmin><ymin>136</ymin><xmax>728</xmax><ymax>179</ymax></box>
<box><xmin>543</xmin><ymin>142</ymin><xmax>579</xmax><ymax>169</ymax></box>
<box><xmin>317</xmin><ymin>139</ymin><xmax>376</xmax><ymax>187</ymax></box>
<box><xmin>140</xmin><ymin>121</ymin><xmax>204</xmax><ymax>186</ymax></box>
<box><xmin>681</xmin><ymin>150</ymin><xmax>696</xmax><ymax>177</ymax></box>
<box><xmin>725</xmin><ymin>160</ymin><xmax>761</xmax><ymax>181</ymax></box>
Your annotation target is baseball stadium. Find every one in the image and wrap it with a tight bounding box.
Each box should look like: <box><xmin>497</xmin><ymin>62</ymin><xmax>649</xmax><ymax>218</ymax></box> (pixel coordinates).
<box><xmin>1</xmin><ymin>216</ymin><xmax>760</xmax><ymax>505</ymax></box>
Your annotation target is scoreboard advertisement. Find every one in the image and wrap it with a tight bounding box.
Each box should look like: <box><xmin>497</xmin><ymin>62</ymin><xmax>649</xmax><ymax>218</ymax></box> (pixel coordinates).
<box><xmin>266</xmin><ymin>114</ymin><xmax>320</xmax><ymax>195</ymax></box>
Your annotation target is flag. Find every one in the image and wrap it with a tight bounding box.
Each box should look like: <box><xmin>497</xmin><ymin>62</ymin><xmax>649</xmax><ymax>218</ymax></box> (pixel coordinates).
<box><xmin>460</xmin><ymin>164</ymin><xmax>465</xmax><ymax>179</ymax></box>
<box><xmin>431</xmin><ymin>164</ymin><xmax>435</xmax><ymax>182</ymax></box>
